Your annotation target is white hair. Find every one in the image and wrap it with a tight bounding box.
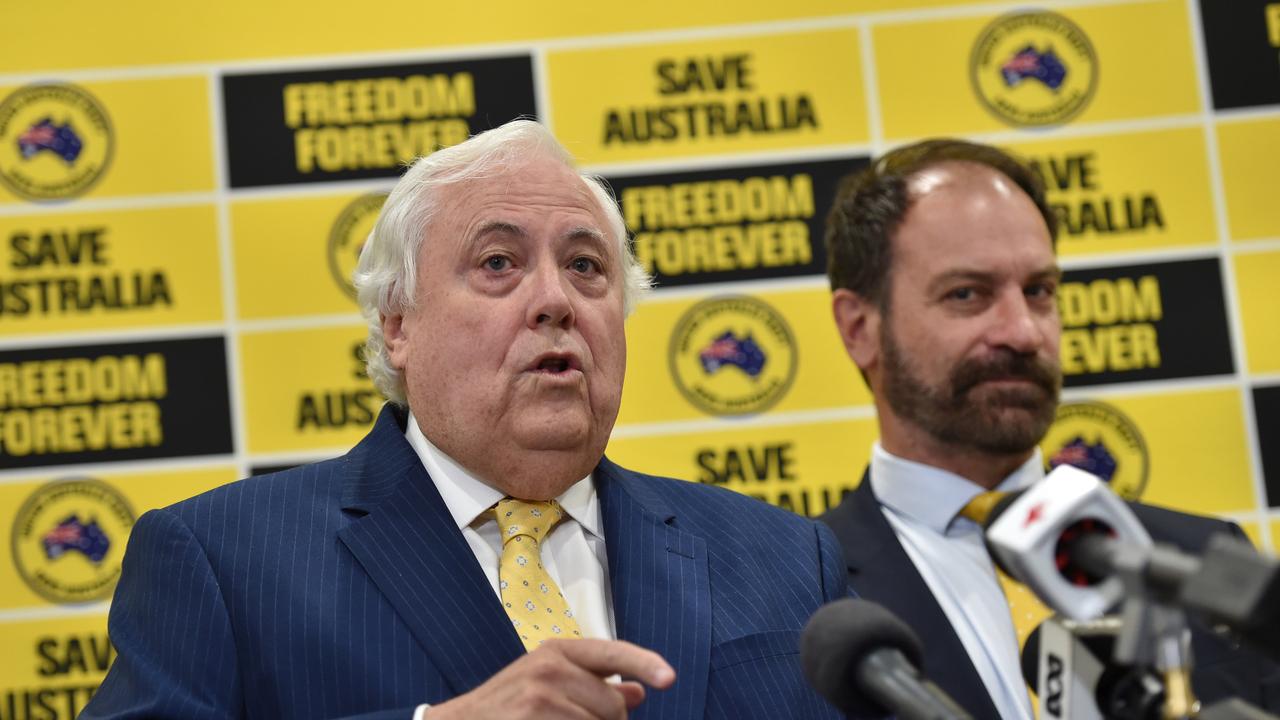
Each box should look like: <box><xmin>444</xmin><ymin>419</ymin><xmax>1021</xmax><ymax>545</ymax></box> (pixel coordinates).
<box><xmin>353</xmin><ymin>119</ymin><xmax>652</xmax><ymax>406</ymax></box>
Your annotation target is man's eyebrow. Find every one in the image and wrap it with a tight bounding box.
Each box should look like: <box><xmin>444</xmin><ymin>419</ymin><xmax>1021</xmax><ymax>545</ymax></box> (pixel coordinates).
<box><xmin>472</xmin><ymin>220</ymin><xmax>527</xmax><ymax>241</ymax></box>
<box><xmin>1035</xmin><ymin>266</ymin><xmax>1064</xmax><ymax>282</ymax></box>
<box><xmin>926</xmin><ymin>269</ymin><xmax>999</xmax><ymax>293</ymax></box>
<box><xmin>469</xmin><ymin>222</ymin><xmax>607</xmax><ymax>248</ymax></box>
<box><xmin>564</xmin><ymin>225</ymin><xmax>608</xmax><ymax>247</ymax></box>
<box><xmin>926</xmin><ymin>265</ymin><xmax>1062</xmax><ymax>293</ymax></box>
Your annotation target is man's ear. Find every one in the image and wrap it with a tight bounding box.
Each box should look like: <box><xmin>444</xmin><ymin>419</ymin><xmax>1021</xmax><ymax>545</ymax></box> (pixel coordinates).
<box><xmin>381</xmin><ymin>312</ymin><xmax>409</xmax><ymax>370</ymax></box>
<box><xmin>832</xmin><ymin>288</ymin><xmax>881</xmax><ymax>373</ymax></box>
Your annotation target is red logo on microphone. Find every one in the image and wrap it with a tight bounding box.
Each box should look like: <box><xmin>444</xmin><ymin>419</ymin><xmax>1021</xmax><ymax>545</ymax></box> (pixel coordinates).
<box><xmin>1023</xmin><ymin>502</ymin><xmax>1046</xmax><ymax>528</ymax></box>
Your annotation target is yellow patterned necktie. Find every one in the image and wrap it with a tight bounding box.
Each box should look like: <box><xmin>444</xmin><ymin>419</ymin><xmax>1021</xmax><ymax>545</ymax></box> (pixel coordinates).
<box><xmin>494</xmin><ymin>498</ymin><xmax>584</xmax><ymax>651</ymax></box>
<box><xmin>959</xmin><ymin>491</ymin><xmax>1052</xmax><ymax>714</ymax></box>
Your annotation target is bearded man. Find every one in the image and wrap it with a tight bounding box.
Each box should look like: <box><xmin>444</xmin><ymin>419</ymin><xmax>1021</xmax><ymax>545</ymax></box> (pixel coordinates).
<box><xmin>818</xmin><ymin>138</ymin><xmax>1280</xmax><ymax>719</ymax></box>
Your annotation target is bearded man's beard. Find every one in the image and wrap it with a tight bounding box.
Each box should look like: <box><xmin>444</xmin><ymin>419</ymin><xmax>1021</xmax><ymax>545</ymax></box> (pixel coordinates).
<box><xmin>880</xmin><ymin>323</ymin><xmax>1062</xmax><ymax>455</ymax></box>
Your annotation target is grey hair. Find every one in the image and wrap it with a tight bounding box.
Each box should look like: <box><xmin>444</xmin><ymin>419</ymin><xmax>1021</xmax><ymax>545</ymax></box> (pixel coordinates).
<box><xmin>353</xmin><ymin>119</ymin><xmax>653</xmax><ymax>406</ymax></box>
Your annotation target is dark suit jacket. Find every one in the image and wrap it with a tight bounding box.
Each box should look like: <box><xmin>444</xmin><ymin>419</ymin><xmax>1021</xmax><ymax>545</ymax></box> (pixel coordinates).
<box><xmin>820</xmin><ymin>476</ymin><xmax>1280</xmax><ymax>718</ymax></box>
<box><xmin>84</xmin><ymin>407</ymin><xmax>847</xmax><ymax>720</ymax></box>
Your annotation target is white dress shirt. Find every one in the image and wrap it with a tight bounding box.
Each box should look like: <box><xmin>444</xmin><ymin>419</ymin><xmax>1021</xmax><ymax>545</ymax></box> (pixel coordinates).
<box><xmin>406</xmin><ymin>413</ymin><xmax>616</xmax><ymax>718</ymax></box>
<box><xmin>870</xmin><ymin>442</ymin><xmax>1043</xmax><ymax>720</ymax></box>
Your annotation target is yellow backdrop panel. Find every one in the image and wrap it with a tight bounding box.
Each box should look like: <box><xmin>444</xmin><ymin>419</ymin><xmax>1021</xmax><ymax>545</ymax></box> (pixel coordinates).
<box><xmin>3</xmin><ymin>0</ymin><xmax>980</xmax><ymax>74</ymax></box>
<box><xmin>0</xmin><ymin>205</ymin><xmax>223</xmax><ymax>336</ymax></box>
<box><xmin>0</xmin><ymin>614</ymin><xmax>115</xmax><ymax>718</ymax></box>
<box><xmin>547</xmin><ymin>28</ymin><xmax>869</xmax><ymax>164</ymax></box>
<box><xmin>608</xmin><ymin>416</ymin><xmax>879</xmax><ymax>517</ymax></box>
<box><xmin>1218</xmin><ymin>116</ymin><xmax>1280</xmax><ymax>242</ymax></box>
<box><xmin>238</xmin><ymin>324</ymin><xmax>378</xmax><ymax>454</ymax></box>
<box><xmin>232</xmin><ymin>192</ymin><xmax>382</xmax><ymax>320</ymax></box>
<box><xmin>617</xmin><ymin>286</ymin><xmax>872</xmax><ymax>426</ymax></box>
<box><xmin>1006</xmin><ymin>127</ymin><xmax>1215</xmax><ymax>256</ymax></box>
<box><xmin>874</xmin><ymin>2</ymin><xmax>1199</xmax><ymax>139</ymax></box>
<box><xmin>0</xmin><ymin>77</ymin><xmax>214</xmax><ymax>204</ymax></box>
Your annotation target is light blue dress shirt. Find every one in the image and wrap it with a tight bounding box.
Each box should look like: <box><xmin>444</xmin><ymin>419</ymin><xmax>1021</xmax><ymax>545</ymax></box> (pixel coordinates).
<box><xmin>869</xmin><ymin>443</ymin><xmax>1044</xmax><ymax>720</ymax></box>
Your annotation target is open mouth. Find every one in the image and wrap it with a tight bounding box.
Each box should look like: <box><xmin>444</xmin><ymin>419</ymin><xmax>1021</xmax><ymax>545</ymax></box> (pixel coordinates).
<box><xmin>531</xmin><ymin>353</ymin><xmax>581</xmax><ymax>375</ymax></box>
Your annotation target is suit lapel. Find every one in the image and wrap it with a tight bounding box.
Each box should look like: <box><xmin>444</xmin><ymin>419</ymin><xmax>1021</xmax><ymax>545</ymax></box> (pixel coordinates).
<box><xmin>597</xmin><ymin>458</ymin><xmax>710</xmax><ymax>720</ymax></box>
<box><xmin>336</xmin><ymin>408</ymin><xmax>525</xmax><ymax>698</ymax></box>
<box><xmin>822</xmin><ymin>475</ymin><xmax>1002</xmax><ymax>719</ymax></box>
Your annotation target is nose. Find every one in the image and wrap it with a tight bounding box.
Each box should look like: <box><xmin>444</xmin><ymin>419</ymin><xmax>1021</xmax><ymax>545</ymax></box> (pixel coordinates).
<box><xmin>526</xmin><ymin>262</ymin><xmax>575</xmax><ymax>330</ymax></box>
<box><xmin>986</xmin><ymin>289</ymin><xmax>1049</xmax><ymax>354</ymax></box>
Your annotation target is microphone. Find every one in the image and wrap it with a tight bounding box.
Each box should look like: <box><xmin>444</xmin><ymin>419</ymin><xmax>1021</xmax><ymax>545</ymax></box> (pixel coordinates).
<box><xmin>1022</xmin><ymin>617</ymin><xmax>1165</xmax><ymax>720</ymax></box>
<box><xmin>981</xmin><ymin>465</ymin><xmax>1280</xmax><ymax>660</ymax></box>
<box><xmin>982</xmin><ymin>464</ymin><xmax>1154</xmax><ymax>621</ymax></box>
<box><xmin>801</xmin><ymin>597</ymin><xmax>973</xmax><ymax>720</ymax></box>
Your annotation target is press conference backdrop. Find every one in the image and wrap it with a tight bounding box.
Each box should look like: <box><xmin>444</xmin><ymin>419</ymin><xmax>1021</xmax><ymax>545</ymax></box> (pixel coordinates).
<box><xmin>1</xmin><ymin>0</ymin><xmax>1277</xmax><ymax>712</ymax></box>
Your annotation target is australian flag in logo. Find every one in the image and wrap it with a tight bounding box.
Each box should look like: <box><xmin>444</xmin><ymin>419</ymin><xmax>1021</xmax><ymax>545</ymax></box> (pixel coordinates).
<box><xmin>1049</xmin><ymin>436</ymin><xmax>1118</xmax><ymax>483</ymax></box>
<box><xmin>699</xmin><ymin>331</ymin><xmax>766</xmax><ymax>377</ymax></box>
<box><xmin>1001</xmin><ymin>45</ymin><xmax>1067</xmax><ymax>90</ymax></box>
<box><xmin>42</xmin><ymin>514</ymin><xmax>110</xmax><ymax>563</ymax></box>
<box><xmin>18</xmin><ymin>117</ymin><xmax>83</xmax><ymax>164</ymax></box>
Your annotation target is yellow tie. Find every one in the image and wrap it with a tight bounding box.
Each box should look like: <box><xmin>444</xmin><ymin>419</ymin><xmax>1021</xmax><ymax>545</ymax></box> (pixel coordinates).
<box><xmin>494</xmin><ymin>498</ymin><xmax>584</xmax><ymax>651</ymax></box>
<box><xmin>957</xmin><ymin>491</ymin><xmax>1053</xmax><ymax>649</ymax></box>
<box><xmin>959</xmin><ymin>492</ymin><xmax>1052</xmax><ymax>715</ymax></box>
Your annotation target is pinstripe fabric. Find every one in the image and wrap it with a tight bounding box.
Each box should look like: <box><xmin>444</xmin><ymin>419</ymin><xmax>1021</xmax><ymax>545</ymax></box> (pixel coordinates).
<box><xmin>595</xmin><ymin>458</ymin><xmax>846</xmax><ymax>720</ymax></box>
<box><xmin>84</xmin><ymin>406</ymin><xmax>846</xmax><ymax>719</ymax></box>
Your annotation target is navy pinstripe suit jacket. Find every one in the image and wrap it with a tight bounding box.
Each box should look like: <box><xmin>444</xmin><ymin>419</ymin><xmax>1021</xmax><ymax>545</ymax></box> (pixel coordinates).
<box><xmin>84</xmin><ymin>407</ymin><xmax>847</xmax><ymax>719</ymax></box>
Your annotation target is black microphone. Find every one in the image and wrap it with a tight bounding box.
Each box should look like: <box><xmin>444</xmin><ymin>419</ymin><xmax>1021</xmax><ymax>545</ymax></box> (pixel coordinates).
<box><xmin>801</xmin><ymin>598</ymin><xmax>973</xmax><ymax>720</ymax></box>
<box><xmin>1022</xmin><ymin>621</ymin><xmax>1164</xmax><ymax>720</ymax></box>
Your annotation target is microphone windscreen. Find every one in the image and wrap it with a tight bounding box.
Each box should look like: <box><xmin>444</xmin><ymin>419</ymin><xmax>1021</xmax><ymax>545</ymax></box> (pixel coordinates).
<box><xmin>1021</xmin><ymin>625</ymin><xmax>1042</xmax><ymax>692</ymax></box>
<box><xmin>800</xmin><ymin>598</ymin><xmax>925</xmax><ymax>718</ymax></box>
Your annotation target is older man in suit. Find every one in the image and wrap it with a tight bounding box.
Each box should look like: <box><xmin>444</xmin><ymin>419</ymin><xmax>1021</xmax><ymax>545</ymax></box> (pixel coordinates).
<box><xmin>817</xmin><ymin>138</ymin><xmax>1280</xmax><ymax>718</ymax></box>
<box><xmin>84</xmin><ymin>120</ymin><xmax>846</xmax><ymax>720</ymax></box>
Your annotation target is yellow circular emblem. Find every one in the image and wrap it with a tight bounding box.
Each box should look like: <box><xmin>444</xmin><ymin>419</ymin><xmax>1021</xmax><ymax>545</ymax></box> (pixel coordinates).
<box><xmin>668</xmin><ymin>296</ymin><xmax>797</xmax><ymax>416</ymax></box>
<box><xmin>329</xmin><ymin>193</ymin><xmax>387</xmax><ymax>300</ymax></box>
<box><xmin>1040</xmin><ymin>401</ymin><xmax>1148</xmax><ymax>500</ymax></box>
<box><xmin>970</xmin><ymin>11</ymin><xmax>1098</xmax><ymax>127</ymax></box>
<box><xmin>0</xmin><ymin>84</ymin><xmax>114</xmax><ymax>201</ymax></box>
<box><xmin>11</xmin><ymin>478</ymin><xmax>136</xmax><ymax>604</ymax></box>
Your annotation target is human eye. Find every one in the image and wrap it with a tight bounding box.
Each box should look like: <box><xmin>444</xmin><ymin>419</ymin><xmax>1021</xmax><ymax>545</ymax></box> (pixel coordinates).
<box><xmin>944</xmin><ymin>286</ymin><xmax>978</xmax><ymax>302</ymax></box>
<box><xmin>1025</xmin><ymin>280</ymin><xmax>1058</xmax><ymax>301</ymax></box>
<box><xmin>569</xmin><ymin>256</ymin><xmax>602</xmax><ymax>275</ymax></box>
<box><xmin>482</xmin><ymin>254</ymin><xmax>512</xmax><ymax>272</ymax></box>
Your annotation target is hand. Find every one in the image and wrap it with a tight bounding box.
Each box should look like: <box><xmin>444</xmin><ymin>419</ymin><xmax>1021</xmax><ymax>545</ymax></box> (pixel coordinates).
<box><xmin>427</xmin><ymin>639</ymin><xmax>675</xmax><ymax>720</ymax></box>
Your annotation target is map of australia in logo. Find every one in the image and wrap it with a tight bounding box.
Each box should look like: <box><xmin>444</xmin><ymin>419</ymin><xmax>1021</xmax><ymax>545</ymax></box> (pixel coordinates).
<box><xmin>1000</xmin><ymin>46</ymin><xmax>1067</xmax><ymax>90</ymax></box>
<box><xmin>1040</xmin><ymin>401</ymin><xmax>1148</xmax><ymax>500</ymax></box>
<box><xmin>1049</xmin><ymin>436</ymin><xmax>1118</xmax><ymax>482</ymax></box>
<box><xmin>43</xmin><ymin>514</ymin><xmax>111</xmax><ymax>563</ymax></box>
<box><xmin>699</xmin><ymin>331</ymin><xmax>766</xmax><ymax>377</ymax></box>
<box><xmin>18</xmin><ymin>118</ymin><xmax>84</xmax><ymax>163</ymax></box>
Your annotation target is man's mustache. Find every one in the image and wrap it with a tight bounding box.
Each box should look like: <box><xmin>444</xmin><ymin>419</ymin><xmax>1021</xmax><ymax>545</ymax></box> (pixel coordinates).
<box><xmin>950</xmin><ymin>352</ymin><xmax>1060</xmax><ymax>400</ymax></box>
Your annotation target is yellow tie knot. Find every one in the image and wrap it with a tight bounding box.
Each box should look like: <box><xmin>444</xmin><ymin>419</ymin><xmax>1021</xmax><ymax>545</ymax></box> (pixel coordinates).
<box><xmin>495</xmin><ymin>499</ymin><xmax>564</xmax><ymax>546</ymax></box>
<box><xmin>958</xmin><ymin>490</ymin><xmax>1008</xmax><ymax>525</ymax></box>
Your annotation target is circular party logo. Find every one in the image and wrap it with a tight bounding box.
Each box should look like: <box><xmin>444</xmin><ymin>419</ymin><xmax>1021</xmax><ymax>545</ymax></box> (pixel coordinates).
<box><xmin>1040</xmin><ymin>400</ymin><xmax>1148</xmax><ymax>500</ymax></box>
<box><xmin>0</xmin><ymin>83</ymin><xmax>114</xmax><ymax>200</ymax></box>
<box><xmin>668</xmin><ymin>295</ymin><xmax>797</xmax><ymax>416</ymax></box>
<box><xmin>970</xmin><ymin>11</ymin><xmax>1098</xmax><ymax>127</ymax></box>
<box><xmin>11</xmin><ymin>478</ymin><xmax>136</xmax><ymax>604</ymax></box>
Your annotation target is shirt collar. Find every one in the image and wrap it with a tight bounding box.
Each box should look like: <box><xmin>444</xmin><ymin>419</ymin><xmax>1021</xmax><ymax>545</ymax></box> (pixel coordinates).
<box><xmin>869</xmin><ymin>442</ymin><xmax>1044</xmax><ymax>534</ymax></box>
<box><xmin>403</xmin><ymin>412</ymin><xmax>602</xmax><ymax>539</ymax></box>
